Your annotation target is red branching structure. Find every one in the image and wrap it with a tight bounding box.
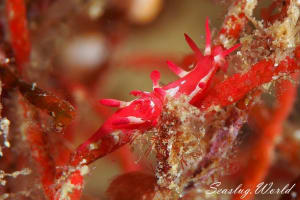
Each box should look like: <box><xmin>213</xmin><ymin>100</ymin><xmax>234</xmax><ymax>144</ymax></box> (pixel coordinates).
<box><xmin>199</xmin><ymin>59</ymin><xmax>298</xmax><ymax>109</ymax></box>
<box><xmin>6</xmin><ymin>0</ymin><xmax>31</xmax><ymax>72</ymax></box>
<box><xmin>218</xmin><ymin>0</ymin><xmax>250</xmax><ymax>48</ymax></box>
<box><xmin>0</xmin><ymin>0</ymin><xmax>300</xmax><ymax>200</ymax></box>
<box><xmin>233</xmin><ymin>78</ymin><xmax>298</xmax><ymax>200</ymax></box>
<box><xmin>20</xmin><ymin>100</ymin><xmax>56</xmax><ymax>199</ymax></box>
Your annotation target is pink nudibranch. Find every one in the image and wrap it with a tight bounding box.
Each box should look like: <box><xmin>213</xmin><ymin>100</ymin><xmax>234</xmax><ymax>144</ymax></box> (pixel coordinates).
<box><xmin>70</xmin><ymin>18</ymin><xmax>240</xmax><ymax>166</ymax></box>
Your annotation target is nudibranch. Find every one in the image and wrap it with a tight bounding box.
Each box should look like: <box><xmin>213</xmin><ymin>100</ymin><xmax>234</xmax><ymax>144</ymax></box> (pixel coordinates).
<box><xmin>70</xmin><ymin>18</ymin><xmax>240</xmax><ymax>166</ymax></box>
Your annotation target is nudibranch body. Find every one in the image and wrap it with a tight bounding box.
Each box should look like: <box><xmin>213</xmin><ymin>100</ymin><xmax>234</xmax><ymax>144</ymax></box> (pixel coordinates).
<box><xmin>71</xmin><ymin>18</ymin><xmax>240</xmax><ymax>166</ymax></box>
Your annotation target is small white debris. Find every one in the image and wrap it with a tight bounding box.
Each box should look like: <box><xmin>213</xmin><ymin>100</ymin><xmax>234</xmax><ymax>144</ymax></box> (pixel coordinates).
<box><xmin>51</xmin><ymin>112</ymin><xmax>56</xmax><ymax>117</ymax></box>
<box><xmin>0</xmin><ymin>118</ymin><xmax>10</xmax><ymax>157</ymax></box>
<box><xmin>111</xmin><ymin>131</ymin><xmax>121</xmax><ymax>144</ymax></box>
<box><xmin>79</xmin><ymin>165</ymin><xmax>89</xmax><ymax>176</ymax></box>
<box><xmin>57</xmin><ymin>165</ymin><xmax>89</xmax><ymax>200</ymax></box>
<box><xmin>0</xmin><ymin>168</ymin><xmax>31</xmax><ymax>187</ymax></box>
<box><xmin>59</xmin><ymin>180</ymin><xmax>78</xmax><ymax>200</ymax></box>
<box><xmin>4</xmin><ymin>141</ymin><xmax>10</xmax><ymax>148</ymax></box>
<box><xmin>80</xmin><ymin>159</ymin><xmax>87</xmax><ymax>165</ymax></box>
<box><xmin>0</xmin><ymin>179</ymin><xmax>6</xmax><ymax>186</ymax></box>
<box><xmin>9</xmin><ymin>168</ymin><xmax>31</xmax><ymax>178</ymax></box>
<box><xmin>31</xmin><ymin>82</ymin><xmax>37</xmax><ymax>91</ymax></box>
